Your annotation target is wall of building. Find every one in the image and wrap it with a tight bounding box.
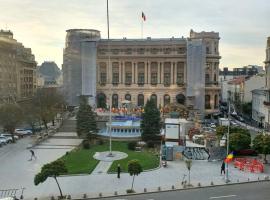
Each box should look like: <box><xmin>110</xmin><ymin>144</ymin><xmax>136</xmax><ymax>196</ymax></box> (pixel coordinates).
<box><xmin>244</xmin><ymin>75</ymin><xmax>265</xmax><ymax>102</ymax></box>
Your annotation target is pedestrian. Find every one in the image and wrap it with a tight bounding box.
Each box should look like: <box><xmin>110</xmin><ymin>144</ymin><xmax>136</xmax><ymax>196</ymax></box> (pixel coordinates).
<box><xmin>221</xmin><ymin>161</ymin><xmax>225</xmax><ymax>175</ymax></box>
<box><xmin>29</xmin><ymin>149</ymin><xmax>37</xmax><ymax>161</ymax></box>
<box><xmin>117</xmin><ymin>164</ymin><xmax>121</xmax><ymax>179</ymax></box>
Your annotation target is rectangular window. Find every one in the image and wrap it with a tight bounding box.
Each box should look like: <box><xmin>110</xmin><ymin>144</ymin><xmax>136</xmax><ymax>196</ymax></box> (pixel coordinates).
<box><xmin>151</xmin><ymin>73</ymin><xmax>157</xmax><ymax>85</ymax></box>
<box><xmin>112</xmin><ymin>73</ymin><xmax>119</xmax><ymax>84</ymax></box>
<box><xmin>177</xmin><ymin>73</ymin><xmax>184</xmax><ymax>84</ymax></box>
<box><xmin>164</xmin><ymin>73</ymin><xmax>170</xmax><ymax>85</ymax></box>
<box><xmin>100</xmin><ymin>73</ymin><xmax>107</xmax><ymax>84</ymax></box>
<box><xmin>138</xmin><ymin>73</ymin><xmax>144</xmax><ymax>84</ymax></box>
<box><xmin>125</xmin><ymin>73</ymin><xmax>132</xmax><ymax>84</ymax></box>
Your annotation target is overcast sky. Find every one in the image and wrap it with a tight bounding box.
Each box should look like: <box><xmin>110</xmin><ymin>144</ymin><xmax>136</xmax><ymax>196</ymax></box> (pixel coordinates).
<box><xmin>0</xmin><ymin>0</ymin><xmax>269</xmax><ymax>69</ymax></box>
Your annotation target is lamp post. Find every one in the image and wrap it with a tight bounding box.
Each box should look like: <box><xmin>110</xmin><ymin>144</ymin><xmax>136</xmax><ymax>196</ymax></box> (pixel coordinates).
<box><xmin>225</xmin><ymin>100</ymin><xmax>230</xmax><ymax>183</ymax></box>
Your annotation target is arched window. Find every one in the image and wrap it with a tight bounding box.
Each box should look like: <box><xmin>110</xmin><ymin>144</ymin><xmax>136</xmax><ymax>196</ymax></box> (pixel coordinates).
<box><xmin>97</xmin><ymin>93</ymin><xmax>106</xmax><ymax>108</ymax></box>
<box><xmin>150</xmin><ymin>94</ymin><xmax>157</xmax><ymax>107</ymax></box>
<box><xmin>164</xmin><ymin>94</ymin><xmax>170</xmax><ymax>106</ymax></box>
<box><xmin>176</xmin><ymin>94</ymin><xmax>185</xmax><ymax>105</ymax></box>
<box><xmin>112</xmin><ymin>94</ymin><xmax>118</xmax><ymax>108</ymax></box>
<box><xmin>125</xmin><ymin>94</ymin><xmax>131</xmax><ymax>101</ymax></box>
<box><xmin>137</xmin><ymin>94</ymin><xmax>144</xmax><ymax>106</ymax></box>
<box><xmin>214</xmin><ymin>94</ymin><xmax>218</xmax><ymax>109</ymax></box>
<box><xmin>205</xmin><ymin>95</ymin><xmax>211</xmax><ymax>109</ymax></box>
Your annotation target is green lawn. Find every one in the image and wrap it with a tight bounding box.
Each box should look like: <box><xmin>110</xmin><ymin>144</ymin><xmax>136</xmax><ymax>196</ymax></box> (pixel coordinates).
<box><xmin>60</xmin><ymin>141</ymin><xmax>160</xmax><ymax>175</ymax></box>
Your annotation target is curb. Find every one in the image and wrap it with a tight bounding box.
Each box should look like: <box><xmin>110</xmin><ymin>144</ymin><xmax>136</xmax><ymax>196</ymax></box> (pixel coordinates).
<box><xmin>69</xmin><ymin>179</ymin><xmax>270</xmax><ymax>200</ymax></box>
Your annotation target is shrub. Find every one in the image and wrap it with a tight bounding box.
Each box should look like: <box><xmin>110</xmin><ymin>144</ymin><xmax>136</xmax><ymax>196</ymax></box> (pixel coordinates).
<box><xmin>82</xmin><ymin>140</ymin><xmax>90</xmax><ymax>149</ymax></box>
<box><xmin>128</xmin><ymin>141</ymin><xmax>137</xmax><ymax>150</ymax></box>
<box><xmin>126</xmin><ymin>189</ymin><xmax>135</xmax><ymax>193</ymax></box>
<box><xmin>147</xmin><ymin>141</ymin><xmax>155</xmax><ymax>148</ymax></box>
<box><xmin>98</xmin><ymin>139</ymin><xmax>104</xmax><ymax>145</ymax></box>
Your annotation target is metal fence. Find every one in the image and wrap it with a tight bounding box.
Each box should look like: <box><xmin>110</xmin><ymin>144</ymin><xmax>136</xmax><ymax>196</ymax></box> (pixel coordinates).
<box><xmin>0</xmin><ymin>188</ymin><xmax>25</xmax><ymax>199</ymax></box>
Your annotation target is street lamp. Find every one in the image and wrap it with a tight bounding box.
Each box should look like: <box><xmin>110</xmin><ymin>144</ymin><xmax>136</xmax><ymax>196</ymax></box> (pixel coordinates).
<box><xmin>225</xmin><ymin>100</ymin><xmax>230</xmax><ymax>183</ymax></box>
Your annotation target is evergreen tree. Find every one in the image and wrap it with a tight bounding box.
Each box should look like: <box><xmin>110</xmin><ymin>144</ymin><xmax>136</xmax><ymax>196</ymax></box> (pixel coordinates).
<box><xmin>76</xmin><ymin>96</ymin><xmax>98</xmax><ymax>139</ymax></box>
<box><xmin>140</xmin><ymin>99</ymin><xmax>161</xmax><ymax>142</ymax></box>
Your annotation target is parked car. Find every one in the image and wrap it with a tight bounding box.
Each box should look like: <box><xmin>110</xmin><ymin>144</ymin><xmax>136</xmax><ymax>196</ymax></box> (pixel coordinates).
<box><xmin>0</xmin><ymin>136</ymin><xmax>9</xmax><ymax>145</ymax></box>
<box><xmin>15</xmin><ymin>129</ymin><xmax>33</xmax><ymax>136</ymax></box>
<box><xmin>0</xmin><ymin>133</ymin><xmax>19</xmax><ymax>141</ymax></box>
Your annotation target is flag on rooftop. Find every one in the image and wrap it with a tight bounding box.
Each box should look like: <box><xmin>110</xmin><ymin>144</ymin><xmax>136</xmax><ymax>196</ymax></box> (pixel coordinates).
<box><xmin>142</xmin><ymin>12</ymin><xmax>146</xmax><ymax>21</ymax></box>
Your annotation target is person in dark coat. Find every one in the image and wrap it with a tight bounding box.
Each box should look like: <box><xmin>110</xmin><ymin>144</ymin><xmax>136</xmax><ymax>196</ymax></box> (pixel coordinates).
<box><xmin>117</xmin><ymin>164</ymin><xmax>121</xmax><ymax>178</ymax></box>
<box><xmin>221</xmin><ymin>161</ymin><xmax>226</xmax><ymax>175</ymax></box>
<box><xmin>29</xmin><ymin>149</ymin><xmax>37</xmax><ymax>161</ymax></box>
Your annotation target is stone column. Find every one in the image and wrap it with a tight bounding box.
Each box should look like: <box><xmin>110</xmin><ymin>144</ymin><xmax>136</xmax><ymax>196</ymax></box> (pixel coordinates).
<box><xmin>157</xmin><ymin>61</ymin><xmax>160</xmax><ymax>84</ymax></box>
<box><xmin>120</xmin><ymin>62</ymin><xmax>123</xmax><ymax>84</ymax></box>
<box><xmin>170</xmin><ymin>62</ymin><xmax>174</xmax><ymax>84</ymax></box>
<box><xmin>144</xmin><ymin>62</ymin><xmax>147</xmax><ymax>84</ymax></box>
<box><xmin>174</xmin><ymin>62</ymin><xmax>177</xmax><ymax>85</ymax></box>
<box><xmin>118</xmin><ymin>62</ymin><xmax>121</xmax><ymax>84</ymax></box>
<box><xmin>134</xmin><ymin>62</ymin><xmax>137</xmax><ymax>84</ymax></box>
<box><xmin>148</xmin><ymin>62</ymin><xmax>151</xmax><ymax>84</ymax></box>
<box><xmin>131</xmin><ymin>61</ymin><xmax>134</xmax><ymax>83</ymax></box>
<box><xmin>160</xmin><ymin>62</ymin><xmax>164</xmax><ymax>84</ymax></box>
<box><xmin>123</xmin><ymin>61</ymin><xmax>125</xmax><ymax>84</ymax></box>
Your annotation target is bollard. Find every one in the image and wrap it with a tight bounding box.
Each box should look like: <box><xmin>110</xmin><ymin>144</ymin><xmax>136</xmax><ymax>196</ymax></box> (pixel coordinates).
<box><xmin>83</xmin><ymin>194</ymin><xmax>87</xmax><ymax>199</ymax></box>
<box><xmin>144</xmin><ymin>188</ymin><xmax>147</xmax><ymax>193</ymax></box>
<box><xmin>99</xmin><ymin>193</ymin><xmax>102</xmax><ymax>197</ymax></box>
<box><xmin>158</xmin><ymin>186</ymin><xmax>161</xmax><ymax>191</ymax></box>
<box><xmin>248</xmin><ymin>178</ymin><xmax>250</xmax><ymax>182</ymax></box>
<box><xmin>197</xmin><ymin>182</ymin><xmax>201</xmax><ymax>187</ymax></box>
<box><xmin>171</xmin><ymin>185</ymin><xmax>175</xmax><ymax>190</ymax></box>
<box><xmin>114</xmin><ymin>191</ymin><xmax>118</xmax><ymax>196</ymax></box>
<box><xmin>237</xmin><ymin>179</ymin><xmax>239</xmax><ymax>183</ymax></box>
<box><xmin>211</xmin><ymin>181</ymin><xmax>214</xmax><ymax>186</ymax></box>
<box><xmin>258</xmin><ymin>177</ymin><xmax>260</xmax><ymax>181</ymax></box>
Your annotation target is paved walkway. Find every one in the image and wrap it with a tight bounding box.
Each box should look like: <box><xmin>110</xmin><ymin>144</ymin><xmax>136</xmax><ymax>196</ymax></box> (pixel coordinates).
<box><xmin>91</xmin><ymin>161</ymin><xmax>113</xmax><ymax>174</ymax></box>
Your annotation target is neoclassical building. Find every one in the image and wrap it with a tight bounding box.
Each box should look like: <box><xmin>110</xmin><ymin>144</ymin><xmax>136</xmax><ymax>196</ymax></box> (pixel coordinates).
<box><xmin>63</xmin><ymin>29</ymin><xmax>221</xmax><ymax>115</ymax></box>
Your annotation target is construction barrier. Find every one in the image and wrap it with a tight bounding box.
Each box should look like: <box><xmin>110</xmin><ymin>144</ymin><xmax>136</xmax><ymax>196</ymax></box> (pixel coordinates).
<box><xmin>234</xmin><ymin>158</ymin><xmax>264</xmax><ymax>173</ymax></box>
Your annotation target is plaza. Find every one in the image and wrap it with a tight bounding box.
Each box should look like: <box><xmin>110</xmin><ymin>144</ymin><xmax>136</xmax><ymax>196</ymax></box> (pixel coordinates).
<box><xmin>0</xmin><ymin>127</ymin><xmax>269</xmax><ymax>199</ymax></box>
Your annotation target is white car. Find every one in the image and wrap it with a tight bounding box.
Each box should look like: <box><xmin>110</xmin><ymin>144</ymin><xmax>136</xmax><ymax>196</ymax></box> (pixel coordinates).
<box><xmin>0</xmin><ymin>134</ymin><xmax>18</xmax><ymax>141</ymax></box>
<box><xmin>0</xmin><ymin>136</ymin><xmax>9</xmax><ymax>145</ymax></box>
<box><xmin>15</xmin><ymin>129</ymin><xmax>33</xmax><ymax>136</ymax></box>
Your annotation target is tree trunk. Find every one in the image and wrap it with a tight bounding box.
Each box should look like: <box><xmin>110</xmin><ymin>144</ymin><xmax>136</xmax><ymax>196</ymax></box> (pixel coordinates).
<box><xmin>8</xmin><ymin>128</ymin><xmax>15</xmax><ymax>143</ymax></box>
<box><xmin>131</xmin><ymin>175</ymin><xmax>135</xmax><ymax>190</ymax></box>
<box><xmin>54</xmin><ymin>176</ymin><xmax>63</xmax><ymax>198</ymax></box>
<box><xmin>264</xmin><ymin>154</ymin><xmax>268</xmax><ymax>164</ymax></box>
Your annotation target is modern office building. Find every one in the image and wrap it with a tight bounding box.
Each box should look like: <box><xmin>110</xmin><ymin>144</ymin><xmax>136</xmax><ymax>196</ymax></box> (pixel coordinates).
<box><xmin>0</xmin><ymin>30</ymin><xmax>37</xmax><ymax>104</ymax></box>
<box><xmin>63</xmin><ymin>29</ymin><xmax>221</xmax><ymax>115</ymax></box>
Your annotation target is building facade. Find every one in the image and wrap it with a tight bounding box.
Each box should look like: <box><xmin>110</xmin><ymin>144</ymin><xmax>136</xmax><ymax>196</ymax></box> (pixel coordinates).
<box><xmin>63</xmin><ymin>29</ymin><xmax>221</xmax><ymax>115</ymax></box>
<box><xmin>252</xmin><ymin>37</ymin><xmax>270</xmax><ymax>129</ymax></box>
<box><xmin>0</xmin><ymin>30</ymin><xmax>37</xmax><ymax>104</ymax></box>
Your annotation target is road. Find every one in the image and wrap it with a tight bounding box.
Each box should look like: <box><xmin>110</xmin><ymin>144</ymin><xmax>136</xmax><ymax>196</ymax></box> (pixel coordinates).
<box><xmin>104</xmin><ymin>181</ymin><xmax>270</xmax><ymax>200</ymax></box>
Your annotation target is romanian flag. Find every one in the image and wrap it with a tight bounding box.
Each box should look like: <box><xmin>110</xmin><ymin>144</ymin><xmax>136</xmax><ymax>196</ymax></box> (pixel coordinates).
<box><xmin>224</xmin><ymin>152</ymin><xmax>234</xmax><ymax>163</ymax></box>
<box><xmin>142</xmin><ymin>12</ymin><xmax>146</xmax><ymax>21</ymax></box>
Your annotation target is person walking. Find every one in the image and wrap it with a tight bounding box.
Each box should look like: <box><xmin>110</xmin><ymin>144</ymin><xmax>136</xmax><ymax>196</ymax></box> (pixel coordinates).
<box><xmin>117</xmin><ymin>164</ymin><xmax>121</xmax><ymax>179</ymax></box>
<box><xmin>29</xmin><ymin>149</ymin><xmax>37</xmax><ymax>161</ymax></box>
<box><xmin>221</xmin><ymin>161</ymin><xmax>225</xmax><ymax>175</ymax></box>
